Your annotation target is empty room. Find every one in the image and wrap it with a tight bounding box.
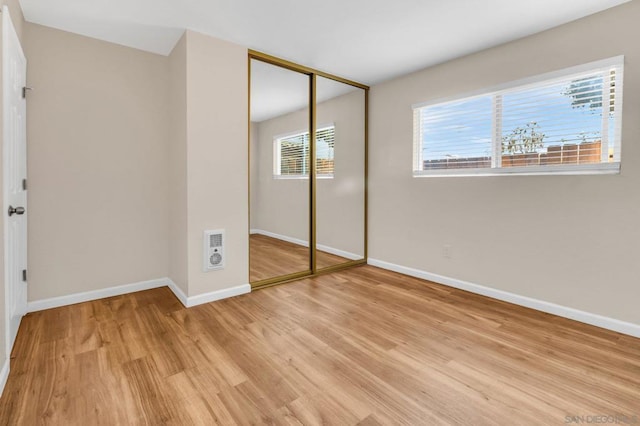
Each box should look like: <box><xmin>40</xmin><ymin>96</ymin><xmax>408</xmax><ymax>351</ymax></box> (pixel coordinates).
<box><xmin>0</xmin><ymin>0</ymin><xmax>638</xmax><ymax>424</ymax></box>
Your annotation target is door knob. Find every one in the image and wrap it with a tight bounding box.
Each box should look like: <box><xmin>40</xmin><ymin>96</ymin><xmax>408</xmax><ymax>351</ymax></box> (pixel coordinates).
<box><xmin>8</xmin><ymin>206</ymin><xmax>25</xmax><ymax>216</ymax></box>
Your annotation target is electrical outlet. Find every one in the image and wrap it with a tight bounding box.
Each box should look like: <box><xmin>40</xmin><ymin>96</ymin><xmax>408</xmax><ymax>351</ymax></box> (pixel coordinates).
<box><xmin>443</xmin><ymin>244</ymin><xmax>452</xmax><ymax>259</ymax></box>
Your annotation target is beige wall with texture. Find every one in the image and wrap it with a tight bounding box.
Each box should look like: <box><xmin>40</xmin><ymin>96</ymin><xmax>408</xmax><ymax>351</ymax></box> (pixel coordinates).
<box><xmin>22</xmin><ymin>25</ymin><xmax>249</xmax><ymax>303</ymax></box>
<box><xmin>25</xmin><ymin>23</ymin><xmax>171</xmax><ymax>300</ymax></box>
<box><xmin>168</xmin><ymin>33</ymin><xmax>188</xmax><ymax>295</ymax></box>
<box><xmin>369</xmin><ymin>0</ymin><xmax>640</xmax><ymax>325</ymax></box>
<box><xmin>184</xmin><ymin>30</ymin><xmax>248</xmax><ymax>297</ymax></box>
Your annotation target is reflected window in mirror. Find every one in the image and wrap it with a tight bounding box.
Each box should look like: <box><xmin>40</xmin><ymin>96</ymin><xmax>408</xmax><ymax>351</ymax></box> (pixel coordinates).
<box><xmin>274</xmin><ymin>125</ymin><xmax>335</xmax><ymax>179</ymax></box>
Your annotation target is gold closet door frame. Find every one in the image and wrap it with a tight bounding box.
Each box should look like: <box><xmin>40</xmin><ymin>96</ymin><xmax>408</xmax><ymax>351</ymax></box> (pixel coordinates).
<box><xmin>248</xmin><ymin>50</ymin><xmax>369</xmax><ymax>290</ymax></box>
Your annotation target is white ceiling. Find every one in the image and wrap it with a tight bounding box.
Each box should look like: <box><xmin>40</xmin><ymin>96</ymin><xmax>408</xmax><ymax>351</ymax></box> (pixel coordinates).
<box><xmin>20</xmin><ymin>0</ymin><xmax>629</xmax><ymax>86</ymax></box>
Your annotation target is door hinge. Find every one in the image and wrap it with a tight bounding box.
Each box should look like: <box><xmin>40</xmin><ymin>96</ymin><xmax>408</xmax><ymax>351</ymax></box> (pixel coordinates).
<box><xmin>22</xmin><ymin>86</ymin><xmax>33</xmax><ymax>99</ymax></box>
<box><xmin>22</xmin><ymin>269</ymin><xmax>27</xmax><ymax>282</ymax></box>
<box><xmin>22</xmin><ymin>179</ymin><xmax>27</xmax><ymax>191</ymax></box>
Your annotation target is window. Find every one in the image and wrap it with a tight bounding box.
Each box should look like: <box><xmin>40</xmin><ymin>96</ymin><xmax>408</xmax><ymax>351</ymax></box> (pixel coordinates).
<box><xmin>413</xmin><ymin>57</ymin><xmax>624</xmax><ymax>176</ymax></box>
<box><xmin>274</xmin><ymin>125</ymin><xmax>335</xmax><ymax>178</ymax></box>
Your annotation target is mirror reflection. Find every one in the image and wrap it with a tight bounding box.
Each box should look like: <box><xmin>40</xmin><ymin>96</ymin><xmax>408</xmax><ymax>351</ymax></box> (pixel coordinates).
<box><xmin>249</xmin><ymin>59</ymin><xmax>311</xmax><ymax>283</ymax></box>
<box><xmin>315</xmin><ymin>76</ymin><xmax>366</xmax><ymax>269</ymax></box>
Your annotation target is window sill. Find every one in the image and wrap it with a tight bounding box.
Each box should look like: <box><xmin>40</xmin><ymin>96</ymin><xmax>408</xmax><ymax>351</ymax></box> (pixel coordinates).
<box><xmin>413</xmin><ymin>162</ymin><xmax>620</xmax><ymax>178</ymax></box>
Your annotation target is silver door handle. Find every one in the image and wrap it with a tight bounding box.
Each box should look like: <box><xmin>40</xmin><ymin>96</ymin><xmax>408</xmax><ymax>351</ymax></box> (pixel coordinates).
<box><xmin>8</xmin><ymin>205</ymin><xmax>25</xmax><ymax>216</ymax></box>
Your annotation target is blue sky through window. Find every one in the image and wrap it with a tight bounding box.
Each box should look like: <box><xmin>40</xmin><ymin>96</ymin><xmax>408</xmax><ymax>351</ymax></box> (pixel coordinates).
<box><xmin>421</xmin><ymin>96</ymin><xmax>493</xmax><ymax>161</ymax></box>
<box><xmin>420</xmin><ymin>75</ymin><xmax>613</xmax><ymax>162</ymax></box>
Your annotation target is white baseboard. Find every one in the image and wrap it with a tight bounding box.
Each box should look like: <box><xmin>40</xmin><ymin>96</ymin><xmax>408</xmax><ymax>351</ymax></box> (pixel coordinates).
<box><xmin>27</xmin><ymin>278</ymin><xmax>171</xmax><ymax>313</ymax></box>
<box><xmin>27</xmin><ymin>278</ymin><xmax>251</xmax><ymax>312</ymax></box>
<box><xmin>0</xmin><ymin>358</ymin><xmax>9</xmax><ymax>398</ymax></box>
<box><xmin>166</xmin><ymin>279</ymin><xmax>250</xmax><ymax>308</ymax></box>
<box><xmin>251</xmin><ymin>229</ymin><xmax>362</xmax><ymax>260</ymax></box>
<box><xmin>184</xmin><ymin>283</ymin><xmax>251</xmax><ymax>308</ymax></box>
<box><xmin>251</xmin><ymin>229</ymin><xmax>308</xmax><ymax>247</ymax></box>
<box><xmin>317</xmin><ymin>244</ymin><xmax>362</xmax><ymax>261</ymax></box>
<box><xmin>368</xmin><ymin>258</ymin><xmax>640</xmax><ymax>339</ymax></box>
<box><xmin>167</xmin><ymin>279</ymin><xmax>189</xmax><ymax>307</ymax></box>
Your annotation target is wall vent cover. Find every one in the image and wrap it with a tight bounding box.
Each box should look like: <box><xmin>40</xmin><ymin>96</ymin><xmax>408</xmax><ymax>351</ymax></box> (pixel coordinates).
<box><xmin>203</xmin><ymin>229</ymin><xmax>225</xmax><ymax>271</ymax></box>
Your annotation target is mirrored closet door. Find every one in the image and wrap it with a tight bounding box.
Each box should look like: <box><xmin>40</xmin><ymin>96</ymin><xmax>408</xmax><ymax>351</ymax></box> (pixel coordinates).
<box><xmin>249</xmin><ymin>59</ymin><xmax>311</xmax><ymax>284</ymax></box>
<box><xmin>249</xmin><ymin>52</ymin><xmax>368</xmax><ymax>289</ymax></box>
<box><xmin>315</xmin><ymin>76</ymin><xmax>366</xmax><ymax>270</ymax></box>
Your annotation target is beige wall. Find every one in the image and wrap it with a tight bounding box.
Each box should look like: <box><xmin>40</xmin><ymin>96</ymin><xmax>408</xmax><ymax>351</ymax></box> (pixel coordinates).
<box><xmin>0</xmin><ymin>0</ymin><xmax>25</xmax><ymax>374</ymax></box>
<box><xmin>25</xmin><ymin>23</ymin><xmax>171</xmax><ymax>300</ymax></box>
<box><xmin>369</xmin><ymin>1</ymin><xmax>640</xmax><ymax>325</ymax></box>
<box><xmin>3</xmin><ymin>0</ymin><xmax>23</xmax><ymax>40</ymax></box>
<box><xmin>21</xmin><ymin>25</ymin><xmax>248</xmax><ymax>303</ymax></box>
<box><xmin>252</xmin><ymin>89</ymin><xmax>365</xmax><ymax>257</ymax></box>
<box><xmin>168</xmin><ymin>34</ymin><xmax>188</xmax><ymax>294</ymax></box>
<box><xmin>184</xmin><ymin>30</ymin><xmax>248</xmax><ymax>296</ymax></box>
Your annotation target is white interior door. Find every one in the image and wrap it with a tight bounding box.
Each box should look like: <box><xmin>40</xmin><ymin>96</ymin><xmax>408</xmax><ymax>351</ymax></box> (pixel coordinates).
<box><xmin>3</xmin><ymin>5</ymin><xmax>27</xmax><ymax>354</ymax></box>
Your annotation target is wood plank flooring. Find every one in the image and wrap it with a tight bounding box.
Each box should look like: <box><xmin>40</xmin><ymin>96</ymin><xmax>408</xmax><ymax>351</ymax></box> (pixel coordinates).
<box><xmin>1</xmin><ymin>265</ymin><xmax>639</xmax><ymax>425</ymax></box>
<box><xmin>250</xmin><ymin>234</ymin><xmax>350</xmax><ymax>282</ymax></box>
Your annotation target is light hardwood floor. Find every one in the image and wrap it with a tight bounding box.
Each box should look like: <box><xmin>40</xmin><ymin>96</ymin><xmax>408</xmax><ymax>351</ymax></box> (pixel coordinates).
<box><xmin>250</xmin><ymin>234</ymin><xmax>351</xmax><ymax>282</ymax></box>
<box><xmin>1</xmin><ymin>266</ymin><xmax>639</xmax><ymax>424</ymax></box>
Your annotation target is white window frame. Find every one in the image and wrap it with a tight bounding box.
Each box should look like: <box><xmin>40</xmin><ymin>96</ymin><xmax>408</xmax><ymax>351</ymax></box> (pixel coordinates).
<box><xmin>273</xmin><ymin>124</ymin><xmax>335</xmax><ymax>179</ymax></box>
<box><xmin>412</xmin><ymin>56</ymin><xmax>624</xmax><ymax>177</ymax></box>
